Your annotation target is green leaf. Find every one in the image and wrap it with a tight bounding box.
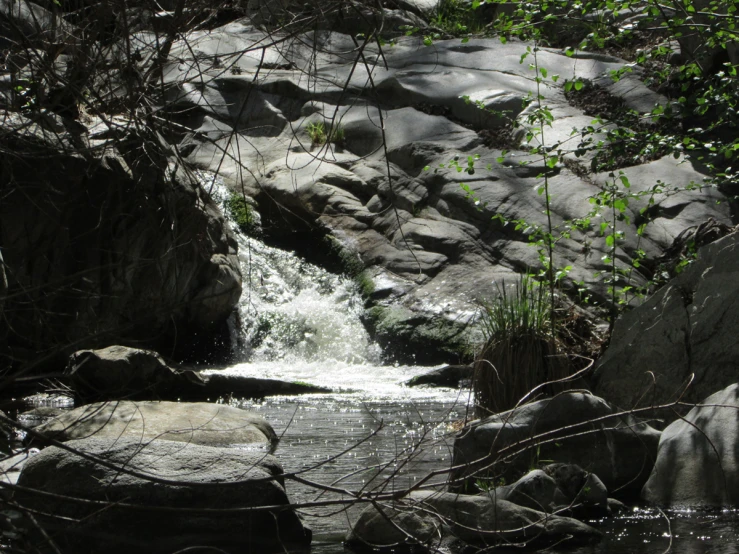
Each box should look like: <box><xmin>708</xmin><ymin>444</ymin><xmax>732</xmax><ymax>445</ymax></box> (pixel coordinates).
<box><xmin>574</xmin><ymin>80</ymin><xmax>584</xmax><ymax>91</ymax></box>
<box><xmin>606</xmin><ymin>235</ymin><xmax>615</xmax><ymax>247</ymax></box>
<box><xmin>619</xmin><ymin>175</ymin><xmax>631</xmax><ymax>188</ymax></box>
<box><xmin>540</xmin><ymin>67</ymin><xmax>548</xmax><ymax>78</ymax></box>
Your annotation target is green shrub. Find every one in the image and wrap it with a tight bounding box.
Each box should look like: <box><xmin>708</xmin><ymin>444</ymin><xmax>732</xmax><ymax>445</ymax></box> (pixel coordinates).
<box><xmin>225</xmin><ymin>192</ymin><xmax>260</xmax><ymax>236</ymax></box>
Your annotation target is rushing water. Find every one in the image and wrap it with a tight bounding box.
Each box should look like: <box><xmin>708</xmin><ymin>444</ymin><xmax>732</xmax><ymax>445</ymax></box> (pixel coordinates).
<box><xmin>204</xmin><ymin>178</ymin><xmax>739</xmax><ymax>553</ymax></box>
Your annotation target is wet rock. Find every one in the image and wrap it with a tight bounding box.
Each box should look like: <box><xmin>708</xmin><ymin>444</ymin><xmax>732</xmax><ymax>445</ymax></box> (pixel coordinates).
<box><xmin>30</xmin><ymin>400</ymin><xmax>277</xmax><ymax>449</ymax></box>
<box><xmin>347</xmin><ymin>490</ymin><xmax>600</xmax><ymax>552</ymax></box>
<box><xmin>492</xmin><ymin>464</ymin><xmax>608</xmax><ymax>519</ymax></box>
<box><xmin>451</xmin><ymin>392</ymin><xmax>661</xmax><ymax>499</ymax></box>
<box><xmin>198</xmin><ymin>372</ymin><xmax>331</xmax><ymax>398</ymax></box>
<box><xmin>642</xmin><ymin>383</ymin><xmax>739</xmax><ymax>508</ymax></box>
<box><xmin>544</xmin><ymin>463</ymin><xmax>609</xmax><ymax>518</ymax></box>
<box><xmin>493</xmin><ymin>469</ymin><xmax>565</xmax><ymax>513</ymax></box>
<box><xmin>406</xmin><ymin>365</ymin><xmax>473</xmax><ymax>388</ymax></box>
<box><xmin>14</xmin><ymin>437</ymin><xmax>311</xmax><ymax>553</ymax></box>
<box><xmin>593</xmin><ymin>232</ymin><xmax>739</xmax><ymax>411</ymax></box>
<box><xmin>64</xmin><ymin>346</ymin><xmax>330</xmax><ymax>402</ymax></box>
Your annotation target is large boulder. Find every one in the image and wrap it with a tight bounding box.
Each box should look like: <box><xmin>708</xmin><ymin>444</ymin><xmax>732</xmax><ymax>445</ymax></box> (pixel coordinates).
<box><xmin>14</xmin><ymin>437</ymin><xmax>311</xmax><ymax>553</ymax></box>
<box><xmin>347</xmin><ymin>490</ymin><xmax>600</xmax><ymax>552</ymax></box>
<box><xmin>451</xmin><ymin>392</ymin><xmax>661</xmax><ymax>499</ymax></box>
<box><xmin>65</xmin><ymin>346</ymin><xmax>200</xmax><ymax>402</ymax></box>
<box><xmin>0</xmin><ymin>110</ymin><xmax>241</xmax><ymax>371</ymax></box>
<box><xmin>642</xmin><ymin>383</ymin><xmax>739</xmax><ymax>508</ymax></box>
<box><xmin>593</xmin><ymin>232</ymin><xmax>739</xmax><ymax>411</ymax></box>
<box><xmin>30</xmin><ymin>400</ymin><xmax>277</xmax><ymax>449</ymax></box>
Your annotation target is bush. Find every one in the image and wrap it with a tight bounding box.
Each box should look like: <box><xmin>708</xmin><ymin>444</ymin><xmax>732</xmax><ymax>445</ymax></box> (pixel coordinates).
<box><xmin>474</xmin><ymin>275</ymin><xmax>570</xmax><ymax>417</ymax></box>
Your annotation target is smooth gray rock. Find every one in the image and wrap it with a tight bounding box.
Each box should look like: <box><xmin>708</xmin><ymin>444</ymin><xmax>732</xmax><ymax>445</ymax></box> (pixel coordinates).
<box><xmin>31</xmin><ymin>400</ymin><xmax>277</xmax><ymax>449</ymax></box>
<box><xmin>642</xmin><ymin>383</ymin><xmax>739</xmax><ymax>508</ymax></box>
<box><xmin>347</xmin><ymin>490</ymin><xmax>600</xmax><ymax>551</ymax></box>
<box><xmin>493</xmin><ymin>464</ymin><xmax>608</xmax><ymax>518</ymax></box>
<box><xmin>544</xmin><ymin>463</ymin><xmax>609</xmax><ymax>517</ymax></box>
<box><xmin>161</xmin><ymin>22</ymin><xmax>731</xmax><ymax>362</ymax></box>
<box><xmin>14</xmin><ymin>437</ymin><xmax>311</xmax><ymax>553</ymax></box>
<box><xmin>451</xmin><ymin>392</ymin><xmax>661</xmax><ymax>499</ymax></box>
<box><xmin>593</xmin><ymin>232</ymin><xmax>739</xmax><ymax>411</ymax></box>
<box><xmin>63</xmin><ymin>346</ymin><xmax>329</xmax><ymax>401</ymax></box>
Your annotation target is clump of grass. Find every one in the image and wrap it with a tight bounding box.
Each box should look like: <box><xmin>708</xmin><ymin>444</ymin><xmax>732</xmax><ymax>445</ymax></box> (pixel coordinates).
<box><xmin>431</xmin><ymin>0</ymin><xmax>488</xmax><ymax>36</ymax></box>
<box><xmin>225</xmin><ymin>192</ymin><xmax>260</xmax><ymax>236</ymax></box>
<box><xmin>473</xmin><ymin>274</ymin><xmax>569</xmax><ymax>417</ymax></box>
<box><xmin>306</xmin><ymin>121</ymin><xmax>327</xmax><ymax>144</ymax></box>
<box><xmin>306</xmin><ymin>121</ymin><xmax>345</xmax><ymax>145</ymax></box>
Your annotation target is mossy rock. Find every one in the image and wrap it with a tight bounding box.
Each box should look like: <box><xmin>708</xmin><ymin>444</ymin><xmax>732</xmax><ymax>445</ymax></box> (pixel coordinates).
<box><xmin>364</xmin><ymin>306</ymin><xmax>471</xmax><ymax>364</ymax></box>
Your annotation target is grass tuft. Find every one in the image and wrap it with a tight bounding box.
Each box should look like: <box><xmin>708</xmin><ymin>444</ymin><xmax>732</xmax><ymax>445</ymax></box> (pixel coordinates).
<box><xmin>473</xmin><ymin>274</ymin><xmax>570</xmax><ymax>417</ymax></box>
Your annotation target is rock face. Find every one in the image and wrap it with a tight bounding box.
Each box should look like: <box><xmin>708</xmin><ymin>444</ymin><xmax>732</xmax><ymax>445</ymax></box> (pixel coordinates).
<box><xmin>642</xmin><ymin>383</ymin><xmax>739</xmax><ymax>508</ymax></box>
<box><xmin>593</xmin><ymin>232</ymin><xmax>739</xmax><ymax>410</ymax></box>
<box><xmin>451</xmin><ymin>392</ymin><xmax>661</xmax><ymax>499</ymax></box>
<box><xmin>31</xmin><ymin>400</ymin><xmax>277</xmax><ymax>449</ymax></box>
<box><xmin>347</xmin><ymin>490</ymin><xmax>600</xmax><ymax>551</ymax></box>
<box><xmin>0</xmin><ymin>112</ymin><xmax>242</xmax><ymax>369</ymax></box>
<box><xmin>161</xmin><ymin>19</ymin><xmax>731</xmax><ymax>361</ymax></box>
<box><xmin>14</xmin><ymin>437</ymin><xmax>311</xmax><ymax>553</ymax></box>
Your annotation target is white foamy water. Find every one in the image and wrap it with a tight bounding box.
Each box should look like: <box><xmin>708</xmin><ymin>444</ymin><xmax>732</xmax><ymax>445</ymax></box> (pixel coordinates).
<box><xmin>202</xmin><ymin>176</ymin><xmax>466</xmax><ymax>404</ymax></box>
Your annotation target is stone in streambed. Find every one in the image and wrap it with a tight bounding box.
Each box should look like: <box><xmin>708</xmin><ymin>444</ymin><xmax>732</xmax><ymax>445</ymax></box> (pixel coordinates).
<box><xmin>347</xmin><ymin>490</ymin><xmax>600</xmax><ymax>552</ymax></box>
<box><xmin>14</xmin><ymin>437</ymin><xmax>311</xmax><ymax>553</ymax></box>
<box><xmin>451</xmin><ymin>392</ymin><xmax>661</xmax><ymax>499</ymax></box>
<box><xmin>29</xmin><ymin>400</ymin><xmax>277</xmax><ymax>449</ymax></box>
<box><xmin>406</xmin><ymin>364</ymin><xmax>473</xmax><ymax>388</ymax></box>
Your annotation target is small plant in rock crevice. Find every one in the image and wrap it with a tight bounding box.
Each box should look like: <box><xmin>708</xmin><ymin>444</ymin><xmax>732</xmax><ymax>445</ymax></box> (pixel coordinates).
<box><xmin>225</xmin><ymin>192</ymin><xmax>261</xmax><ymax>236</ymax></box>
<box><xmin>306</xmin><ymin>121</ymin><xmax>345</xmax><ymax>146</ymax></box>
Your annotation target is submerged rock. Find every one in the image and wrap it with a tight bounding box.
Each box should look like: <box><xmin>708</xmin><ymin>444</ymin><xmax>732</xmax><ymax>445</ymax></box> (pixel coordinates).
<box><xmin>30</xmin><ymin>400</ymin><xmax>277</xmax><ymax>449</ymax></box>
<box><xmin>14</xmin><ymin>437</ymin><xmax>311</xmax><ymax>553</ymax></box>
<box><xmin>451</xmin><ymin>392</ymin><xmax>661</xmax><ymax>499</ymax></box>
<box><xmin>642</xmin><ymin>383</ymin><xmax>739</xmax><ymax>508</ymax></box>
<box><xmin>346</xmin><ymin>490</ymin><xmax>600</xmax><ymax>552</ymax></box>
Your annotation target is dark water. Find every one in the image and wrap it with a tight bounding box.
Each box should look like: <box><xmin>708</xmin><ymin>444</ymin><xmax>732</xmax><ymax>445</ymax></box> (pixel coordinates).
<box><xmin>238</xmin><ymin>394</ymin><xmax>739</xmax><ymax>554</ymax></box>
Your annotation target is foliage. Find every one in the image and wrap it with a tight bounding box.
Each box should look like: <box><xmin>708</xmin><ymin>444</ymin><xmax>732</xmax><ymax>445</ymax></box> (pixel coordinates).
<box><xmin>225</xmin><ymin>192</ymin><xmax>260</xmax><ymax>236</ymax></box>
<box><xmin>306</xmin><ymin>121</ymin><xmax>345</xmax><ymax>145</ymax></box>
